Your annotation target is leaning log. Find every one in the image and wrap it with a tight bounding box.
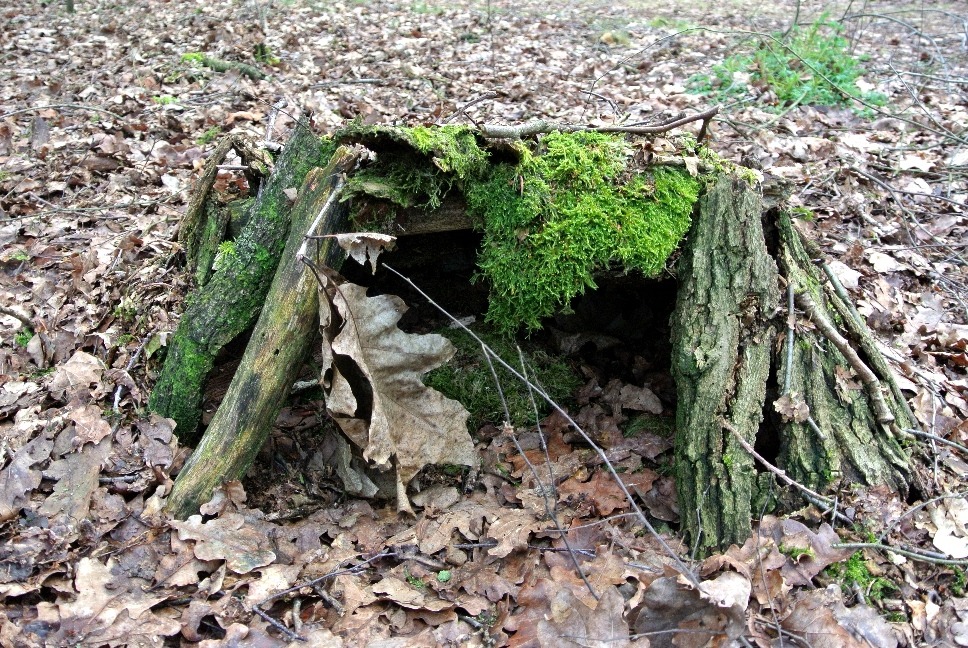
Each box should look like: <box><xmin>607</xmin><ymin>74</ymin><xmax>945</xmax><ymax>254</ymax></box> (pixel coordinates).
<box><xmin>165</xmin><ymin>147</ymin><xmax>360</xmax><ymax>518</ymax></box>
<box><xmin>149</xmin><ymin>125</ymin><xmax>332</xmax><ymax>443</ymax></box>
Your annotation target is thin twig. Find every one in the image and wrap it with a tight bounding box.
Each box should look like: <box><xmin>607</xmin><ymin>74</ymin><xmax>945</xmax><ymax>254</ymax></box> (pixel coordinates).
<box><xmin>905</xmin><ymin>428</ymin><xmax>968</xmax><ymax>456</ymax></box>
<box><xmin>0</xmin><ymin>103</ymin><xmax>121</xmax><ymax>120</ymax></box>
<box><xmin>724</xmin><ymin>420</ymin><xmax>851</xmax><ymax>524</ymax></box>
<box><xmin>833</xmin><ymin>542</ymin><xmax>968</xmax><ymax>566</ymax></box>
<box><xmin>0</xmin><ymin>305</ymin><xmax>33</xmax><ymax>330</ymax></box>
<box><xmin>479</xmin><ymin>106</ymin><xmax>719</xmax><ymax>139</ymax></box>
<box><xmin>383</xmin><ymin>264</ymin><xmax>701</xmax><ymax>587</ymax></box>
<box><xmin>481</xmin><ymin>350</ymin><xmax>597</xmax><ymax>600</ymax></box>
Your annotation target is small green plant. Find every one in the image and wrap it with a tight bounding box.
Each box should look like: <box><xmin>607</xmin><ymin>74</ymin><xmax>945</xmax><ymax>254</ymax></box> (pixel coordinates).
<box><xmin>689</xmin><ymin>18</ymin><xmax>886</xmax><ymax>111</ymax></box>
<box><xmin>951</xmin><ymin>567</ymin><xmax>967</xmax><ymax>597</ymax></box>
<box><xmin>8</xmin><ymin>249</ymin><xmax>29</xmax><ymax>262</ymax></box>
<box><xmin>152</xmin><ymin>95</ymin><xmax>178</xmax><ymax>106</ymax></box>
<box><xmin>15</xmin><ymin>329</ymin><xmax>33</xmax><ymax>348</ymax></box>
<box><xmin>113</xmin><ymin>298</ymin><xmax>137</xmax><ymax>323</ymax></box>
<box><xmin>197</xmin><ymin>127</ymin><xmax>221</xmax><ymax>145</ymax></box>
<box><xmin>405</xmin><ymin>569</ymin><xmax>427</xmax><ymax>589</ymax></box>
<box><xmin>181</xmin><ymin>52</ymin><xmax>206</xmax><ymax>65</ymax></box>
<box><xmin>252</xmin><ymin>43</ymin><xmax>280</xmax><ymax>65</ymax></box>
<box><xmin>436</xmin><ymin>570</ymin><xmax>451</xmax><ymax>583</ymax></box>
<box><xmin>213</xmin><ymin>241</ymin><xmax>238</xmax><ymax>273</ymax></box>
<box><xmin>779</xmin><ymin>544</ymin><xmax>815</xmax><ymax>561</ymax></box>
<box><xmin>825</xmin><ymin>552</ymin><xmax>897</xmax><ymax>604</ymax></box>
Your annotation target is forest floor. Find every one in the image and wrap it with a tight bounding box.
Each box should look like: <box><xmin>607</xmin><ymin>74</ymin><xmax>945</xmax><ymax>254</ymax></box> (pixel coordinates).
<box><xmin>1</xmin><ymin>0</ymin><xmax>967</xmax><ymax>646</ymax></box>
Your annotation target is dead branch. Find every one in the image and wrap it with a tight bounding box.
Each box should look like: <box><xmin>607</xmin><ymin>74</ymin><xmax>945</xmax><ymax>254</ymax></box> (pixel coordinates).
<box><xmin>795</xmin><ymin>292</ymin><xmax>896</xmax><ymax>425</ymax></box>
<box><xmin>479</xmin><ymin>106</ymin><xmax>719</xmax><ymax>141</ymax></box>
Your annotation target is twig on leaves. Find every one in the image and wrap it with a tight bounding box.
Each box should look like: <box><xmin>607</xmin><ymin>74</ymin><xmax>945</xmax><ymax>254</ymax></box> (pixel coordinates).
<box><xmin>480</xmin><ymin>350</ymin><xmax>597</xmax><ymax>600</ymax></box>
<box><xmin>113</xmin><ymin>335</ymin><xmax>151</xmax><ymax>411</ymax></box>
<box><xmin>878</xmin><ymin>488</ymin><xmax>968</xmax><ymax>544</ymax></box>
<box><xmin>251</xmin><ymin>607</ymin><xmax>303</xmax><ymax>642</ymax></box>
<box><xmin>905</xmin><ymin>428</ymin><xmax>968</xmax><ymax>456</ymax></box>
<box><xmin>440</xmin><ymin>91</ymin><xmax>498</xmax><ymax>125</ymax></box>
<box><xmin>794</xmin><ymin>292</ymin><xmax>896</xmax><ymax>426</ymax></box>
<box><xmin>833</xmin><ymin>542</ymin><xmax>968</xmax><ymax>566</ymax></box>
<box><xmin>383</xmin><ymin>263</ymin><xmax>702</xmax><ymax>588</ymax></box>
<box><xmin>0</xmin><ymin>305</ymin><xmax>33</xmax><ymax>330</ymax></box>
<box><xmin>0</xmin><ymin>103</ymin><xmax>120</xmax><ymax>121</ymax></box>
<box><xmin>253</xmin><ymin>550</ymin><xmax>393</xmax><ymax>640</ymax></box>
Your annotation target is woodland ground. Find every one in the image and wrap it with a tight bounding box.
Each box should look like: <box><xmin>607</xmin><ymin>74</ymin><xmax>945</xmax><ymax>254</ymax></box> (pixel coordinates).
<box><xmin>1</xmin><ymin>0</ymin><xmax>967</xmax><ymax>646</ymax></box>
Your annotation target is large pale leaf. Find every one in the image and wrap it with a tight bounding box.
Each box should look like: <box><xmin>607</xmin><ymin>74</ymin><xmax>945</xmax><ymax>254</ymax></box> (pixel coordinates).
<box><xmin>318</xmin><ymin>273</ymin><xmax>474</xmax><ymax>511</ymax></box>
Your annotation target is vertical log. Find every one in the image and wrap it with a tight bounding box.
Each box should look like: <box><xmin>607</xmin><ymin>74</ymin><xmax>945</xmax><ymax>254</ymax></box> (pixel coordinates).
<box><xmin>670</xmin><ymin>174</ymin><xmax>780</xmax><ymax>553</ymax></box>
<box><xmin>165</xmin><ymin>147</ymin><xmax>360</xmax><ymax>519</ymax></box>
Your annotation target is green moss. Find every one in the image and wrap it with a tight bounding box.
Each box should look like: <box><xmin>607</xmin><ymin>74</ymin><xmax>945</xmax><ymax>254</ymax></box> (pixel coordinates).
<box><xmin>825</xmin><ymin>552</ymin><xmax>897</xmax><ymax>603</ymax></box>
<box><xmin>338</xmin><ymin>126</ymin><xmax>699</xmax><ymax>335</ymax></box>
<box><xmin>465</xmin><ymin>132</ymin><xmax>699</xmax><ymax>333</ymax></box>
<box><xmin>779</xmin><ymin>544</ymin><xmax>815</xmax><ymax>560</ymax></box>
<box><xmin>341</xmin><ymin>124</ymin><xmax>487</xmax><ymax>225</ymax></box>
<box><xmin>425</xmin><ymin>323</ymin><xmax>581</xmax><ymax>430</ymax></box>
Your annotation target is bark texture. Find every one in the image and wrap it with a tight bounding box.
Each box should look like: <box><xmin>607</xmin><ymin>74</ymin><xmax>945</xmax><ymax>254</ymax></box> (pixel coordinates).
<box><xmin>671</xmin><ymin>177</ymin><xmax>912</xmax><ymax>553</ymax></box>
<box><xmin>149</xmin><ymin>125</ymin><xmax>330</xmax><ymax>442</ymax></box>
<box><xmin>165</xmin><ymin>147</ymin><xmax>359</xmax><ymax>519</ymax></box>
<box><xmin>671</xmin><ymin>174</ymin><xmax>780</xmax><ymax>553</ymax></box>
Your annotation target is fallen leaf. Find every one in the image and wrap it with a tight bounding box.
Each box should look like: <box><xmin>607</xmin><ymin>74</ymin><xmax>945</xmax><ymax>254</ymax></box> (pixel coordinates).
<box><xmin>171</xmin><ymin>512</ymin><xmax>277</xmax><ymax>574</ymax></box>
<box><xmin>318</xmin><ymin>272</ymin><xmax>475</xmax><ymax>512</ymax></box>
<box><xmin>326</xmin><ymin>232</ymin><xmax>397</xmax><ymax>273</ymax></box>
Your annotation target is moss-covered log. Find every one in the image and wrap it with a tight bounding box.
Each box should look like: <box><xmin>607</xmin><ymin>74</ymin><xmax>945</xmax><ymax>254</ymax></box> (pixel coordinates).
<box><xmin>165</xmin><ymin>147</ymin><xmax>360</xmax><ymax>518</ymax></box>
<box><xmin>149</xmin><ymin>125</ymin><xmax>332</xmax><ymax>442</ymax></box>
<box><xmin>671</xmin><ymin>173</ymin><xmax>781</xmax><ymax>553</ymax></box>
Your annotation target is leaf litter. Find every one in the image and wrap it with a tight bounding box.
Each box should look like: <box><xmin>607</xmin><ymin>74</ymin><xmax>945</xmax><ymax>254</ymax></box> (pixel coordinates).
<box><xmin>1</xmin><ymin>0</ymin><xmax>967</xmax><ymax>645</ymax></box>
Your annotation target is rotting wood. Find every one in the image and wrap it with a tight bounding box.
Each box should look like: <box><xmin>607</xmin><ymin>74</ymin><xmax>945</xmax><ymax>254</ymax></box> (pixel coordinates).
<box><xmin>180</xmin><ymin>134</ymin><xmax>274</xmax><ymax>284</ymax></box>
<box><xmin>149</xmin><ymin>124</ymin><xmax>330</xmax><ymax>443</ymax></box>
<box><xmin>165</xmin><ymin>146</ymin><xmax>361</xmax><ymax>519</ymax></box>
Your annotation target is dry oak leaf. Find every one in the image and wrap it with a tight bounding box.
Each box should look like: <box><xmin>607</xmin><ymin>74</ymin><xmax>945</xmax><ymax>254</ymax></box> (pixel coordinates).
<box><xmin>0</xmin><ymin>427</ymin><xmax>54</xmax><ymax>522</ymax></box>
<box><xmin>782</xmin><ymin>585</ymin><xmax>897</xmax><ymax>648</ymax></box>
<box><xmin>325</xmin><ymin>232</ymin><xmax>396</xmax><ymax>273</ymax></box>
<box><xmin>319</xmin><ymin>278</ymin><xmax>474</xmax><ymax>511</ymax></box>
<box><xmin>171</xmin><ymin>512</ymin><xmax>276</xmax><ymax>574</ymax></box>
<box><xmin>372</xmin><ymin>576</ymin><xmax>454</xmax><ymax>612</ymax></box>
<box><xmin>48</xmin><ymin>350</ymin><xmax>105</xmax><ymax>402</ymax></box>
<box><xmin>35</xmin><ymin>557</ymin><xmax>178</xmax><ymax>644</ymax></box>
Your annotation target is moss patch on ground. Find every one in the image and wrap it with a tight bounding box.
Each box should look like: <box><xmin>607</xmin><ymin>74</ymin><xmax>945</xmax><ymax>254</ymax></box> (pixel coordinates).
<box><xmin>425</xmin><ymin>324</ymin><xmax>582</xmax><ymax>431</ymax></box>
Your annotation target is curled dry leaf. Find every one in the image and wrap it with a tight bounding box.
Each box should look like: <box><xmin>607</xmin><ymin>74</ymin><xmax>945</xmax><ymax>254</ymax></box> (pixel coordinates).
<box><xmin>317</xmin><ymin>270</ymin><xmax>474</xmax><ymax>513</ymax></box>
<box><xmin>326</xmin><ymin>232</ymin><xmax>397</xmax><ymax>273</ymax></box>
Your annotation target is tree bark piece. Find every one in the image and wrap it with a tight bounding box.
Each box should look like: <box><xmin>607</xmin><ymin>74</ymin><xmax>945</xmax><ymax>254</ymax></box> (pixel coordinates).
<box><xmin>165</xmin><ymin>146</ymin><xmax>360</xmax><ymax>519</ymax></box>
<box><xmin>149</xmin><ymin>125</ymin><xmax>330</xmax><ymax>443</ymax></box>
<box><xmin>775</xmin><ymin>213</ymin><xmax>909</xmax><ymax>494</ymax></box>
<box><xmin>671</xmin><ymin>174</ymin><xmax>781</xmax><ymax>554</ymax></box>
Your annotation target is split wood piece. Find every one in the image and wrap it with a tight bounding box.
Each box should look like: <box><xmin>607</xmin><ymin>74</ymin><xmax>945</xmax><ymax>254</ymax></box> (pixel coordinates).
<box><xmin>794</xmin><ymin>291</ymin><xmax>895</xmax><ymax>425</ymax></box>
<box><xmin>179</xmin><ymin>134</ymin><xmax>274</xmax><ymax>285</ymax></box>
<box><xmin>165</xmin><ymin>146</ymin><xmax>360</xmax><ymax>519</ymax></box>
<box><xmin>775</xmin><ymin>213</ymin><xmax>909</xmax><ymax>499</ymax></box>
<box><xmin>150</xmin><ymin>124</ymin><xmax>330</xmax><ymax>443</ymax></box>
<box><xmin>671</xmin><ymin>178</ymin><xmax>913</xmax><ymax>553</ymax></box>
<box><xmin>671</xmin><ymin>173</ymin><xmax>780</xmax><ymax>553</ymax></box>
